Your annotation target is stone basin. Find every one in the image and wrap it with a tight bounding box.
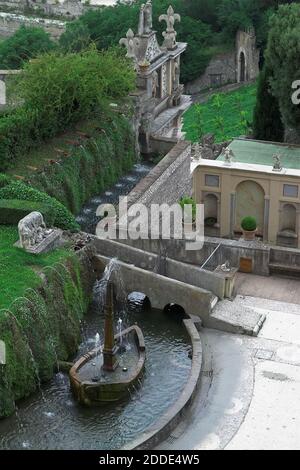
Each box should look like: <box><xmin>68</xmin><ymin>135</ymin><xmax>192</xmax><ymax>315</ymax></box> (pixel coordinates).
<box><xmin>69</xmin><ymin>325</ymin><xmax>146</xmax><ymax>406</ymax></box>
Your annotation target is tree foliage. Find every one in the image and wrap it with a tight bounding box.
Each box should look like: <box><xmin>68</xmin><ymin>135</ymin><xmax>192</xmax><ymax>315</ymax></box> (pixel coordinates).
<box><xmin>0</xmin><ymin>26</ymin><xmax>55</xmax><ymax>69</ymax></box>
<box><xmin>253</xmin><ymin>65</ymin><xmax>284</xmax><ymax>142</ymax></box>
<box><xmin>265</xmin><ymin>3</ymin><xmax>300</xmax><ymax>130</ymax></box>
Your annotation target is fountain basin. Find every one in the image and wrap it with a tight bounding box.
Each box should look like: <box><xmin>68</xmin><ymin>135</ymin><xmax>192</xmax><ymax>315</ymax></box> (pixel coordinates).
<box><xmin>69</xmin><ymin>325</ymin><xmax>145</xmax><ymax>406</ymax></box>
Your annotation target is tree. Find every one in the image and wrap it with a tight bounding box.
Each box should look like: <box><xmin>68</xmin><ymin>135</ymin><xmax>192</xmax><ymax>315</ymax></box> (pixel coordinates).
<box><xmin>59</xmin><ymin>21</ymin><xmax>91</xmax><ymax>53</ymax></box>
<box><xmin>253</xmin><ymin>65</ymin><xmax>284</xmax><ymax>142</ymax></box>
<box><xmin>265</xmin><ymin>3</ymin><xmax>300</xmax><ymax>131</ymax></box>
<box><xmin>0</xmin><ymin>26</ymin><xmax>55</xmax><ymax>69</ymax></box>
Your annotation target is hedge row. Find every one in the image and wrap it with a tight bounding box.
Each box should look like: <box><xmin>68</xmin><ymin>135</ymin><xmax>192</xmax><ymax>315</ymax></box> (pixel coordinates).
<box><xmin>0</xmin><ymin>199</ymin><xmax>55</xmax><ymax>226</ymax></box>
<box><xmin>0</xmin><ymin>179</ymin><xmax>79</xmax><ymax>231</ymax></box>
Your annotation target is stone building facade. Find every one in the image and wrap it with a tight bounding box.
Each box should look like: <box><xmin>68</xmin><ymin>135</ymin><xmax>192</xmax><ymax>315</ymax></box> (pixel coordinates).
<box><xmin>120</xmin><ymin>1</ymin><xmax>191</xmax><ymax>155</ymax></box>
<box><xmin>236</xmin><ymin>28</ymin><xmax>260</xmax><ymax>83</ymax></box>
<box><xmin>192</xmin><ymin>138</ymin><xmax>300</xmax><ymax>248</ymax></box>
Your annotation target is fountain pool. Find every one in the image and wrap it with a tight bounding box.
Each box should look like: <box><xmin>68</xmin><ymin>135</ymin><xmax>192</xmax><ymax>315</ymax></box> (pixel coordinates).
<box><xmin>0</xmin><ymin>295</ymin><xmax>192</xmax><ymax>450</ymax></box>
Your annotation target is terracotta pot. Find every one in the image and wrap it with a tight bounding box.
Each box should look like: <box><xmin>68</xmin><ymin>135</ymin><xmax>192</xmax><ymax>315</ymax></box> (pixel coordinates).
<box><xmin>242</xmin><ymin>229</ymin><xmax>257</xmax><ymax>241</ymax></box>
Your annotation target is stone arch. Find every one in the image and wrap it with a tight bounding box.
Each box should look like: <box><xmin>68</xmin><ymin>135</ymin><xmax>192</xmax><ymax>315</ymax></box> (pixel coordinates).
<box><xmin>280</xmin><ymin>204</ymin><xmax>297</xmax><ymax>232</ymax></box>
<box><xmin>163</xmin><ymin>303</ymin><xmax>186</xmax><ymax>319</ymax></box>
<box><xmin>235</xmin><ymin>180</ymin><xmax>265</xmax><ymax>234</ymax></box>
<box><xmin>238</xmin><ymin>50</ymin><xmax>246</xmax><ymax>82</ymax></box>
<box><xmin>204</xmin><ymin>193</ymin><xmax>219</xmax><ymax>225</ymax></box>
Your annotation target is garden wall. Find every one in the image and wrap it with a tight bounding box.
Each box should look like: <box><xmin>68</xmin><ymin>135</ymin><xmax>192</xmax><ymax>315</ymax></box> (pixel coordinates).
<box><xmin>0</xmin><ymin>12</ymin><xmax>66</xmax><ymax>40</ymax></box>
<box><xmin>0</xmin><ymin>245</ymin><xmax>96</xmax><ymax>418</ymax></box>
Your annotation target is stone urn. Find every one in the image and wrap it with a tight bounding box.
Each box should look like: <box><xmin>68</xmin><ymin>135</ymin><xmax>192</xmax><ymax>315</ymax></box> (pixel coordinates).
<box><xmin>138</xmin><ymin>61</ymin><xmax>150</xmax><ymax>73</ymax></box>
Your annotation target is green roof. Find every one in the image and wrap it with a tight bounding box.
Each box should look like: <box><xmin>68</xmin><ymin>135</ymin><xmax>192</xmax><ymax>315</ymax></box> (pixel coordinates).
<box><xmin>217</xmin><ymin>139</ymin><xmax>300</xmax><ymax>170</ymax></box>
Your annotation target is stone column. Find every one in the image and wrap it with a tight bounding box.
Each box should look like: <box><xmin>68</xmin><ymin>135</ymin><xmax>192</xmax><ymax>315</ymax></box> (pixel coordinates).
<box><xmin>230</xmin><ymin>192</ymin><xmax>236</xmax><ymax>238</ymax></box>
<box><xmin>263</xmin><ymin>197</ymin><xmax>270</xmax><ymax>243</ymax></box>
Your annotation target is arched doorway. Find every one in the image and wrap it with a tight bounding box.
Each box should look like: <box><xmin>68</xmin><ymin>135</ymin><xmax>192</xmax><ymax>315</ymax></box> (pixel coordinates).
<box><xmin>236</xmin><ymin>180</ymin><xmax>265</xmax><ymax>235</ymax></box>
<box><xmin>204</xmin><ymin>193</ymin><xmax>218</xmax><ymax>224</ymax></box>
<box><xmin>239</xmin><ymin>51</ymin><xmax>246</xmax><ymax>82</ymax></box>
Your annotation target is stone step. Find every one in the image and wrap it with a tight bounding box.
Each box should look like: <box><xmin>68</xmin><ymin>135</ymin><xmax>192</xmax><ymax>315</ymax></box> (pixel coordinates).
<box><xmin>269</xmin><ymin>263</ymin><xmax>300</xmax><ymax>279</ymax></box>
<box><xmin>206</xmin><ymin>299</ymin><xmax>266</xmax><ymax>336</ymax></box>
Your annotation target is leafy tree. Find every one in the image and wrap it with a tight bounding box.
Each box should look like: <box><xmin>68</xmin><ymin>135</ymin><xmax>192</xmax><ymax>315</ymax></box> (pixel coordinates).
<box><xmin>253</xmin><ymin>65</ymin><xmax>284</xmax><ymax>142</ymax></box>
<box><xmin>265</xmin><ymin>3</ymin><xmax>300</xmax><ymax>131</ymax></box>
<box><xmin>0</xmin><ymin>26</ymin><xmax>55</xmax><ymax>69</ymax></box>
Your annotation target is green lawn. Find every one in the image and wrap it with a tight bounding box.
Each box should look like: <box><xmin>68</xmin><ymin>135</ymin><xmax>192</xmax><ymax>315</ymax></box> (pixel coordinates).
<box><xmin>0</xmin><ymin>226</ymin><xmax>70</xmax><ymax>311</ymax></box>
<box><xmin>183</xmin><ymin>83</ymin><xmax>257</xmax><ymax>143</ymax></box>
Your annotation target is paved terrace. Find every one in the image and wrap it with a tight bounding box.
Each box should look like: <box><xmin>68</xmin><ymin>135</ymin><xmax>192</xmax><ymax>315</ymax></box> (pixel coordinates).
<box><xmin>157</xmin><ymin>274</ymin><xmax>300</xmax><ymax>450</ymax></box>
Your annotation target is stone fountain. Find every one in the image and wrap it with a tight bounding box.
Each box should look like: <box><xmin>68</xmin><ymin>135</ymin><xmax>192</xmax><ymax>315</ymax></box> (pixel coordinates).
<box><xmin>70</xmin><ymin>281</ymin><xmax>146</xmax><ymax>406</ymax></box>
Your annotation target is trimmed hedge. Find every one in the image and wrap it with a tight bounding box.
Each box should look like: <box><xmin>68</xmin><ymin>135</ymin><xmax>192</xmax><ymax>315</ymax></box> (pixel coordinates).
<box><xmin>241</xmin><ymin>216</ymin><xmax>257</xmax><ymax>232</ymax></box>
<box><xmin>0</xmin><ymin>199</ymin><xmax>55</xmax><ymax>226</ymax></box>
<box><xmin>0</xmin><ymin>181</ymin><xmax>79</xmax><ymax>231</ymax></box>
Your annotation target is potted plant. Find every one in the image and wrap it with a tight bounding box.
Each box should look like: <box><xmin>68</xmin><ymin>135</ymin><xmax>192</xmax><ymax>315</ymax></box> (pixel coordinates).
<box><xmin>241</xmin><ymin>216</ymin><xmax>257</xmax><ymax>241</ymax></box>
<box><xmin>179</xmin><ymin>196</ymin><xmax>196</xmax><ymax>236</ymax></box>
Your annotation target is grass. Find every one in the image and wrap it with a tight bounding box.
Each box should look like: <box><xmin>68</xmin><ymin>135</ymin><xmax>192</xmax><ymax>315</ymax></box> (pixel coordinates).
<box><xmin>0</xmin><ymin>225</ymin><xmax>70</xmax><ymax>311</ymax></box>
<box><xmin>183</xmin><ymin>83</ymin><xmax>257</xmax><ymax>143</ymax></box>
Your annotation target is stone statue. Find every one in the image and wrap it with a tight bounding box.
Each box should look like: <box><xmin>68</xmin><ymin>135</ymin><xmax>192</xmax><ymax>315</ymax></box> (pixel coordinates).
<box><xmin>224</xmin><ymin>147</ymin><xmax>234</xmax><ymax>165</ymax></box>
<box><xmin>221</xmin><ymin>261</ymin><xmax>231</xmax><ymax>272</ymax></box>
<box><xmin>159</xmin><ymin>5</ymin><xmax>181</xmax><ymax>50</ymax></box>
<box><xmin>18</xmin><ymin>212</ymin><xmax>52</xmax><ymax>250</ymax></box>
<box><xmin>138</xmin><ymin>0</ymin><xmax>153</xmax><ymax>36</ymax></box>
<box><xmin>192</xmin><ymin>142</ymin><xmax>201</xmax><ymax>161</ymax></box>
<box><xmin>173</xmin><ymin>59</ymin><xmax>180</xmax><ymax>90</ymax></box>
<box><xmin>273</xmin><ymin>153</ymin><xmax>282</xmax><ymax>172</ymax></box>
<box><xmin>119</xmin><ymin>29</ymin><xmax>139</xmax><ymax>61</ymax></box>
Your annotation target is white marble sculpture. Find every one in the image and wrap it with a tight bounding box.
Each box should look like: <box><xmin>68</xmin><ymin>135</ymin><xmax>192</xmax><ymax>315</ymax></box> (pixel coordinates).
<box><xmin>18</xmin><ymin>212</ymin><xmax>53</xmax><ymax>250</ymax></box>
<box><xmin>272</xmin><ymin>153</ymin><xmax>283</xmax><ymax>172</ymax></box>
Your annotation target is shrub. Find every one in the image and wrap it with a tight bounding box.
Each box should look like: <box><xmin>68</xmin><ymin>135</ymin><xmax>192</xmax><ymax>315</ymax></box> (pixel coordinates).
<box><xmin>0</xmin><ymin>47</ymin><xmax>135</xmax><ymax>170</ymax></box>
<box><xmin>0</xmin><ymin>181</ymin><xmax>79</xmax><ymax>231</ymax></box>
<box><xmin>0</xmin><ymin>173</ymin><xmax>11</xmax><ymax>189</ymax></box>
<box><xmin>0</xmin><ymin>199</ymin><xmax>55</xmax><ymax>226</ymax></box>
<box><xmin>241</xmin><ymin>216</ymin><xmax>257</xmax><ymax>231</ymax></box>
<box><xmin>27</xmin><ymin>114</ymin><xmax>136</xmax><ymax>214</ymax></box>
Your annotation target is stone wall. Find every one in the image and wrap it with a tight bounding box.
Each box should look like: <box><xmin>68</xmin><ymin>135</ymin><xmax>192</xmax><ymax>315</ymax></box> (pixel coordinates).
<box><xmin>185</xmin><ymin>51</ymin><xmax>236</xmax><ymax>95</ymax></box>
<box><xmin>0</xmin><ymin>12</ymin><xmax>66</xmax><ymax>40</ymax></box>
<box><xmin>127</xmin><ymin>140</ymin><xmax>192</xmax><ymax>209</ymax></box>
<box><xmin>93</xmin><ymin>237</ymin><xmax>227</xmax><ymax>299</ymax></box>
<box><xmin>121</xmin><ymin>237</ymin><xmax>271</xmax><ymax>277</ymax></box>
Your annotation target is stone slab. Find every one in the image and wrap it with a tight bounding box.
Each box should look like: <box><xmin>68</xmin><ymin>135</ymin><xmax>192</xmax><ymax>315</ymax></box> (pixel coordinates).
<box><xmin>14</xmin><ymin>229</ymin><xmax>62</xmax><ymax>254</ymax></box>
